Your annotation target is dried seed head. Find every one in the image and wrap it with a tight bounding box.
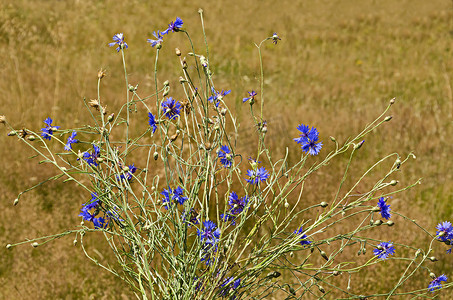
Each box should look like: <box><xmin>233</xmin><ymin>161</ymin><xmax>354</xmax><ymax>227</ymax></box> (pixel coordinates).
<box><xmin>98</xmin><ymin>69</ymin><xmax>106</xmax><ymax>79</ymax></box>
<box><xmin>175</xmin><ymin>48</ymin><xmax>181</xmax><ymax>56</ymax></box>
<box><xmin>0</xmin><ymin>115</ymin><xmax>6</xmax><ymax>124</ymax></box>
<box><xmin>390</xmin><ymin>98</ymin><xmax>396</xmax><ymax>105</ymax></box>
<box><xmin>170</xmin><ymin>131</ymin><xmax>179</xmax><ymax>142</ymax></box>
<box><xmin>88</xmin><ymin>99</ymin><xmax>100</xmax><ymax>109</ymax></box>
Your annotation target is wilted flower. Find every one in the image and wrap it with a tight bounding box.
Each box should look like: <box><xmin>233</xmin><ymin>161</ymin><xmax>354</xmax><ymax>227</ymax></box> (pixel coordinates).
<box><xmin>147</xmin><ymin>31</ymin><xmax>163</xmax><ymax>48</ymax></box>
<box><xmin>161</xmin><ymin>97</ymin><xmax>182</xmax><ymax>120</ymax></box>
<box><xmin>242</xmin><ymin>90</ymin><xmax>257</xmax><ymax>103</ymax></box>
<box><xmin>208</xmin><ymin>88</ymin><xmax>231</xmax><ymax>107</ymax></box>
<box><xmin>64</xmin><ymin>131</ymin><xmax>78</xmax><ymax>151</ymax></box>
<box><xmin>377</xmin><ymin>197</ymin><xmax>391</xmax><ymax>220</ymax></box>
<box><xmin>272</xmin><ymin>32</ymin><xmax>282</xmax><ymax>44</ymax></box>
<box><xmin>108</xmin><ymin>33</ymin><xmax>128</xmax><ymax>52</ymax></box>
<box><xmin>148</xmin><ymin>112</ymin><xmax>157</xmax><ymax>133</ymax></box>
<box><xmin>182</xmin><ymin>208</ymin><xmax>199</xmax><ymax>227</ymax></box>
<box><xmin>428</xmin><ymin>274</ymin><xmax>447</xmax><ymax>292</ymax></box>
<box><xmin>41</xmin><ymin>117</ymin><xmax>60</xmax><ymax>141</ymax></box>
<box><xmin>79</xmin><ymin>193</ymin><xmax>106</xmax><ymax>229</ymax></box>
<box><xmin>373</xmin><ymin>241</ymin><xmax>395</xmax><ymax>260</ymax></box>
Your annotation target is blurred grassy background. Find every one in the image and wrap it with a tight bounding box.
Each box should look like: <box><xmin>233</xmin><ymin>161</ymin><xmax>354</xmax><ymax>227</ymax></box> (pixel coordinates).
<box><xmin>1</xmin><ymin>0</ymin><xmax>453</xmax><ymax>298</ymax></box>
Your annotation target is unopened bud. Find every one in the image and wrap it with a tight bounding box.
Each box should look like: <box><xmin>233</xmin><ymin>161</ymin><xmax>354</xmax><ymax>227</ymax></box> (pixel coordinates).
<box><xmin>289</xmin><ymin>251</ymin><xmax>294</xmax><ymax>257</ymax></box>
<box><xmin>261</xmin><ymin>125</ymin><xmax>268</xmax><ymax>133</ymax></box>
<box><xmin>330</xmin><ymin>136</ymin><xmax>336</xmax><ymax>143</ymax></box>
<box><xmin>318</xmin><ymin>285</ymin><xmax>325</xmax><ymax>293</ymax></box>
<box><xmin>6</xmin><ymin>244</ymin><xmax>12</xmax><ymax>249</ymax></box>
<box><xmin>204</xmin><ymin>142</ymin><xmax>211</xmax><ymax>150</ymax></box>
<box><xmin>170</xmin><ymin>131</ymin><xmax>179</xmax><ymax>142</ymax></box>
<box><xmin>390</xmin><ymin>180</ymin><xmax>398</xmax><ymax>186</ymax></box>
<box><xmin>122</xmin><ymin>166</ymin><xmax>130</xmax><ymax>172</ymax></box>
<box><xmin>395</xmin><ymin>158</ymin><xmax>401</xmax><ymax>169</ymax></box>
<box><xmin>73</xmin><ymin>239</ymin><xmax>78</xmax><ymax>246</ymax></box>
<box><xmin>354</xmin><ymin>140</ymin><xmax>365</xmax><ymax>150</ymax></box>
<box><xmin>108</xmin><ymin>113</ymin><xmax>115</xmax><ymax>123</ymax></box>
<box><xmin>320</xmin><ymin>250</ymin><xmax>329</xmax><ymax>261</ymax></box>
<box><xmin>284</xmin><ymin>201</ymin><xmax>289</xmax><ymax>208</ymax></box>
<box><xmin>31</xmin><ymin>242</ymin><xmax>39</xmax><ymax>248</ymax></box>
<box><xmin>390</xmin><ymin>98</ymin><xmax>396</xmax><ymax>105</ymax></box>
<box><xmin>384</xmin><ymin>116</ymin><xmax>392</xmax><ymax>122</ymax></box>
<box><xmin>7</xmin><ymin>130</ymin><xmax>16</xmax><ymax>136</ymax></box>
<box><xmin>175</xmin><ymin>48</ymin><xmax>181</xmax><ymax>56</ymax></box>
<box><xmin>386</xmin><ymin>220</ymin><xmax>394</xmax><ymax>226</ymax></box>
<box><xmin>333</xmin><ymin>270</ymin><xmax>340</xmax><ymax>276</ymax></box>
<box><xmin>320</xmin><ymin>202</ymin><xmax>328</xmax><ymax>208</ymax></box>
<box><xmin>372</xmin><ymin>206</ymin><xmax>381</xmax><ymax>212</ymax></box>
<box><xmin>179</xmin><ymin>76</ymin><xmax>186</xmax><ymax>83</ymax></box>
<box><xmin>163</xmin><ymin>80</ymin><xmax>170</xmax><ymax>87</ymax></box>
<box><xmin>163</xmin><ymin>88</ymin><xmax>169</xmax><ymax>97</ymax></box>
<box><xmin>429</xmin><ymin>256</ymin><xmax>438</xmax><ymax>262</ymax></box>
<box><xmin>430</xmin><ymin>272</ymin><xmax>437</xmax><ymax>279</ymax></box>
<box><xmin>182</xmin><ymin>58</ymin><xmax>188</xmax><ymax>70</ymax></box>
<box><xmin>27</xmin><ymin>135</ymin><xmax>36</xmax><ymax>141</ymax></box>
<box><xmin>13</xmin><ymin>198</ymin><xmax>19</xmax><ymax>206</ymax></box>
<box><xmin>269</xmin><ymin>271</ymin><xmax>281</xmax><ymax>278</ymax></box>
<box><xmin>96</xmin><ymin>157</ymin><xmax>104</xmax><ymax>163</ymax></box>
<box><xmin>153</xmin><ymin>151</ymin><xmax>159</xmax><ymax>160</ymax></box>
<box><xmin>128</xmin><ymin>84</ymin><xmax>136</xmax><ymax>92</ymax></box>
<box><xmin>377</xmin><ymin>245</ymin><xmax>383</xmax><ymax>251</ymax></box>
<box><xmin>289</xmin><ymin>286</ymin><xmax>296</xmax><ymax>295</ymax></box>
<box><xmin>156</xmin><ymin>43</ymin><xmax>162</xmax><ymax>50</ymax></box>
<box><xmin>374</xmin><ymin>220</ymin><xmax>383</xmax><ymax>226</ymax></box>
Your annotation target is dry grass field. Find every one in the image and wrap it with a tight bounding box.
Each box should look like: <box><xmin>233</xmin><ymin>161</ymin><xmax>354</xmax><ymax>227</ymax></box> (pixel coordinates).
<box><xmin>1</xmin><ymin>0</ymin><xmax>453</xmax><ymax>298</ymax></box>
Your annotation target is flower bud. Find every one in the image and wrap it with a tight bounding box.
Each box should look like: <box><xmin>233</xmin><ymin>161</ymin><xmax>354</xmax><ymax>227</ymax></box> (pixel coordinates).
<box><xmin>98</xmin><ymin>69</ymin><xmax>106</xmax><ymax>79</ymax></box>
<box><xmin>156</xmin><ymin>43</ymin><xmax>162</xmax><ymax>50</ymax></box>
<box><xmin>175</xmin><ymin>48</ymin><xmax>181</xmax><ymax>56</ymax></box>
<box><xmin>204</xmin><ymin>142</ymin><xmax>211</xmax><ymax>150</ymax></box>
<box><xmin>13</xmin><ymin>198</ymin><xmax>19</xmax><ymax>206</ymax></box>
<box><xmin>372</xmin><ymin>206</ymin><xmax>381</xmax><ymax>212</ymax></box>
<box><xmin>73</xmin><ymin>239</ymin><xmax>78</xmax><ymax>246</ymax></box>
<box><xmin>386</xmin><ymin>220</ymin><xmax>394</xmax><ymax>226</ymax></box>
<box><xmin>374</xmin><ymin>220</ymin><xmax>383</xmax><ymax>226</ymax></box>
<box><xmin>430</xmin><ymin>272</ymin><xmax>437</xmax><ymax>279</ymax></box>
<box><xmin>320</xmin><ymin>202</ymin><xmax>328</xmax><ymax>208</ymax></box>
<box><xmin>289</xmin><ymin>286</ymin><xmax>296</xmax><ymax>295</ymax></box>
<box><xmin>0</xmin><ymin>115</ymin><xmax>6</xmax><ymax>124</ymax></box>
<box><xmin>289</xmin><ymin>251</ymin><xmax>294</xmax><ymax>258</ymax></box>
<box><xmin>122</xmin><ymin>166</ymin><xmax>130</xmax><ymax>172</ymax></box>
<box><xmin>163</xmin><ymin>80</ymin><xmax>170</xmax><ymax>87</ymax></box>
<box><xmin>27</xmin><ymin>135</ymin><xmax>36</xmax><ymax>141</ymax></box>
<box><xmin>320</xmin><ymin>250</ymin><xmax>329</xmax><ymax>261</ymax></box>
<box><xmin>354</xmin><ymin>140</ymin><xmax>365</xmax><ymax>150</ymax></box>
<box><xmin>7</xmin><ymin>130</ymin><xmax>16</xmax><ymax>136</ymax></box>
<box><xmin>333</xmin><ymin>270</ymin><xmax>340</xmax><ymax>276</ymax></box>
<box><xmin>429</xmin><ymin>256</ymin><xmax>438</xmax><ymax>262</ymax></box>
<box><xmin>153</xmin><ymin>151</ymin><xmax>159</xmax><ymax>160</ymax></box>
<box><xmin>284</xmin><ymin>201</ymin><xmax>289</xmax><ymax>208</ymax></box>
<box><xmin>395</xmin><ymin>158</ymin><xmax>401</xmax><ymax>169</ymax></box>
<box><xmin>220</xmin><ymin>108</ymin><xmax>227</xmax><ymax>116</ymax></box>
<box><xmin>179</xmin><ymin>76</ymin><xmax>186</xmax><ymax>83</ymax></box>
<box><xmin>390</xmin><ymin>98</ymin><xmax>396</xmax><ymax>105</ymax></box>
<box><xmin>330</xmin><ymin>136</ymin><xmax>336</xmax><ymax>143</ymax></box>
<box><xmin>163</xmin><ymin>88</ymin><xmax>169</xmax><ymax>97</ymax></box>
<box><xmin>318</xmin><ymin>285</ymin><xmax>325</xmax><ymax>293</ymax></box>
<box><xmin>108</xmin><ymin>113</ymin><xmax>115</xmax><ymax>123</ymax></box>
<box><xmin>269</xmin><ymin>271</ymin><xmax>281</xmax><ymax>278</ymax></box>
<box><xmin>6</xmin><ymin>244</ymin><xmax>12</xmax><ymax>249</ymax></box>
<box><xmin>384</xmin><ymin>116</ymin><xmax>392</xmax><ymax>122</ymax></box>
<box><xmin>390</xmin><ymin>180</ymin><xmax>398</xmax><ymax>186</ymax></box>
<box><xmin>31</xmin><ymin>242</ymin><xmax>39</xmax><ymax>248</ymax></box>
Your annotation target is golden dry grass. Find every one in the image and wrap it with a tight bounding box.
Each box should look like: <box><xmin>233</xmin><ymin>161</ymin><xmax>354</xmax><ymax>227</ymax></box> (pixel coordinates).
<box><xmin>1</xmin><ymin>0</ymin><xmax>453</xmax><ymax>298</ymax></box>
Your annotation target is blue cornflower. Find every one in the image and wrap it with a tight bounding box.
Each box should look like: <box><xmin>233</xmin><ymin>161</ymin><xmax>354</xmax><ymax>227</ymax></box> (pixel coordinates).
<box><xmin>147</xmin><ymin>31</ymin><xmax>163</xmax><ymax>48</ymax></box>
<box><xmin>79</xmin><ymin>193</ymin><xmax>106</xmax><ymax>229</ymax></box>
<box><xmin>242</xmin><ymin>90</ymin><xmax>257</xmax><ymax>103</ymax></box>
<box><xmin>294</xmin><ymin>226</ymin><xmax>312</xmax><ymax>246</ymax></box>
<box><xmin>373</xmin><ymin>241</ymin><xmax>395</xmax><ymax>260</ymax></box>
<box><xmin>82</xmin><ymin>144</ymin><xmax>101</xmax><ymax>167</ymax></box>
<box><xmin>245</xmin><ymin>167</ymin><xmax>269</xmax><ymax>185</ymax></box>
<box><xmin>161</xmin><ymin>97</ymin><xmax>182</xmax><ymax>120</ymax></box>
<box><xmin>108</xmin><ymin>33</ymin><xmax>128</xmax><ymax>52</ymax></box>
<box><xmin>428</xmin><ymin>274</ymin><xmax>447</xmax><ymax>292</ymax></box>
<box><xmin>219</xmin><ymin>277</ymin><xmax>241</xmax><ymax>297</ymax></box>
<box><xmin>64</xmin><ymin>131</ymin><xmax>78</xmax><ymax>151</ymax></box>
<box><xmin>161</xmin><ymin>186</ymin><xmax>187</xmax><ymax>209</ymax></box>
<box><xmin>220</xmin><ymin>213</ymin><xmax>236</xmax><ymax>225</ymax></box>
<box><xmin>105</xmin><ymin>208</ymin><xmax>124</xmax><ymax>225</ymax></box>
<box><xmin>218</xmin><ymin>145</ymin><xmax>233</xmax><ymax>168</ymax></box>
<box><xmin>377</xmin><ymin>197</ymin><xmax>391</xmax><ymax>220</ymax></box>
<box><xmin>294</xmin><ymin>124</ymin><xmax>322</xmax><ymax>156</ymax></box>
<box><xmin>436</xmin><ymin>221</ymin><xmax>453</xmax><ymax>242</ymax></box>
<box><xmin>208</xmin><ymin>87</ymin><xmax>231</xmax><ymax>107</ymax></box>
<box><xmin>41</xmin><ymin>117</ymin><xmax>60</xmax><ymax>140</ymax></box>
<box><xmin>148</xmin><ymin>112</ymin><xmax>157</xmax><ymax>133</ymax></box>
<box><xmin>162</xmin><ymin>17</ymin><xmax>183</xmax><ymax>35</ymax></box>
<box><xmin>182</xmin><ymin>208</ymin><xmax>199</xmax><ymax>227</ymax></box>
<box><xmin>197</xmin><ymin>220</ymin><xmax>221</xmax><ymax>246</ymax></box>
<box><xmin>228</xmin><ymin>192</ymin><xmax>248</xmax><ymax>215</ymax></box>
<box><xmin>117</xmin><ymin>163</ymin><xmax>137</xmax><ymax>181</ymax></box>
<box><xmin>272</xmin><ymin>32</ymin><xmax>282</xmax><ymax>44</ymax></box>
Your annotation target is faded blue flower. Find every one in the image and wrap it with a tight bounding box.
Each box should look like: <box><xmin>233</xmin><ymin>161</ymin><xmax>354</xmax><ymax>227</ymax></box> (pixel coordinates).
<box><xmin>373</xmin><ymin>241</ymin><xmax>395</xmax><ymax>260</ymax></box>
<box><xmin>429</xmin><ymin>274</ymin><xmax>447</xmax><ymax>292</ymax></box>
<box><xmin>162</xmin><ymin>17</ymin><xmax>183</xmax><ymax>35</ymax></box>
<box><xmin>294</xmin><ymin>226</ymin><xmax>312</xmax><ymax>246</ymax></box>
<box><xmin>218</xmin><ymin>145</ymin><xmax>233</xmax><ymax>168</ymax></box>
<box><xmin>79</xmin><ymin>193</ymin><xmax>106</xmax><ymax>229</ymax></box>
<box><xmin>82</xmin><ymin>144</ymin><xmax>101</xmax><ymax>167</ymax></box>
<box><xmin>148</xmin><ymin>112</ymin><xmax>157</xmax><ymax>133</ymax></box>
<box><xmin>147</xmin><ymin>31</ymin><xmax>163</xmax><ymax>48</ymax></box>
<box><xmin>219</xmin><ymin>277</ymin><xmax>241</xmax><ymax>297</ymax></box>
<box><xmin>64</xmin><ymin>131</ymin><xmax>78</xmax><ymax>151</ymax></box>
<box><xmin>245</xmin><ymin>167</ymin><xmax>269</xmax><ymax>185</ymax></box>
<box><xmin>377</xmin><ymin>197</ymin><xmax>391</xmax><ymax>220</ymax></box>
<box><xmin>242</xmin><ymin>90</ymin><xmax>257</xmax><ymax>103</ymax></box>
<box><xmin>161</xmin><ymin>97</ymin><xmax>182</xmax><ymax>120</ymax></box>
<box><xmin>41</xmin><ymin>117</ymin><xmax>60</xmax><ymax>141</ymax></box>
<box><xmin>108</xmin><ymin>33</ymin><xmax>128</xmax><ymax>52</ymax></box>
<box><xmin>182</xmin><ymin>208</ymin><xmax>199</xmax><ymax>227</ymax></box>
<box><xmin>272</xmin><ymin>32</ymin><xmax>282</xmax><ymax>44</ymax></box>
<box><xmin>208</xmin><ymin>87</ymin><xmax>231</xmax><ymax>107</ymax></box>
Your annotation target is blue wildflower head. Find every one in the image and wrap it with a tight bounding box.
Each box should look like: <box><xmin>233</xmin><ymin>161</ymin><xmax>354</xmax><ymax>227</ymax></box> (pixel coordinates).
<box><xmin>272</xmin><ymin>32</ymin><xmax>282</xmax><ymax>44</ymax></box>
<box><xmin>161</xmin><ymin>97</ymin><xmax>182</xmax><ymax>120</ymax></box>
<box><xmin>436</xmin><ymin>221</ymin><xmax>453</xmax><ymax>242</ymax></box>
<box><xmin>148</xmin><ymin>112</ymin><xmax>157</xmax><ymax>133</ymax></box>
<box><xmin>117</xmin><ymin>163</ymin><xmax>137</xmax><ymax>181</ymax></box>
<box><xmin>294</xmin><ymin>226</ymin><xmax>312</xmax><ymax>246</ymax></box>
<box><xmin>208</xmin><ymin>88</ymin><xmax>231</xmax><ymax>107</ymax></box>
<box><xmin>197</xmin><ymin>220</ymin><xmax>221</xmax><ymax>246</ymax></box>
<box><xmin>64</xmin><ymin>131</ymin><xmax>78</xmax><ymax>151</ymax></box>
<box><xmin>41</xmin><ymin>117</ymin><xmax>60</xmax><ymax>140</ymax></box>
<box><xmin>428</xmin><ymin>274</ymin><xmax>447</xmax><ymax>292</ymax></box>
<box><xmin>294</xmin><ymin>124</ymin><xmax>322</xmax><ymax>156</ymax></box>
<box><xmin>228</xmin><ymin>192</ymin><xmax>248</xmax><ymax>215</ymax></box>
<box><xmin>162</xmin><ymin>17</ymin><xmax>183</xmax><ymax>35</ymax></box>
<box><xmin>219</xmin><ymin>277</ymin><xmax>241</xmax><ymax>297</ymax></box>
<box><xmin>218</xmin><ymin>145</ymin><xmax>233</xmax><ymax>168</ymax></box>
<box><xmin>245</xmin><ymin>167</ymin><xmax>269</xmax><ymax>185</ymax></box>
<box><xmin>373</xmin><ymin>241</ymin><xmax>395</xmax><ymax>260</ymax></box>
<box><xmin>161</xmin><ymin>186</ymin><xmax>187</xmax><ymax>209</ymax></box>
<box><xmin>79</xmin><ymin>193</ymin><xmax>106</xmax><ymax>229</ymax></box>
<box><xmin>108</xmin><ymin>33</ymin><xmax>128</xmax><ymax>52</ymax></box>
<box><xmin>242</xmin><ymin>90</ymin><xmax>257</xmax><ymax>103</ymax></box>
<box><xmin>147</xmin><ymin>31</ymin><xmax>163</xmax><ymax>48</ymax></box>
<box><xmin>377</xmin><ymin>197</ymin><xmax>391</xmax><ymax>220</ymax></box>
<box><xmin>82</xmin><ymin>144</ymin><xmax>101</xmax><ymax>167</ymax></box>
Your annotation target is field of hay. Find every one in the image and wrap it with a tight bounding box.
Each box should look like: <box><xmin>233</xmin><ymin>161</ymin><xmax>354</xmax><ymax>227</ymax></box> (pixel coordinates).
<box><xmin>1</xmin><ymin>0</ymin><xmax>453</xmax><ymax>298</ymax></box>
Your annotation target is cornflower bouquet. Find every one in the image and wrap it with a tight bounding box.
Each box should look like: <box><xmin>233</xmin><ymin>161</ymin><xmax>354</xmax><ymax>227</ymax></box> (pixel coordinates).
<box><xmin>4</xmin><ymin>10</ymin><xmax>453</xmax><ymax>299</ymax></box>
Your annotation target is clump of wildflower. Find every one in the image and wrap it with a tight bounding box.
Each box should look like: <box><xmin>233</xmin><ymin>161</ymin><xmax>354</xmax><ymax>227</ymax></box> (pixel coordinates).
<box><xmin>41</xmin><ymin>117</ymin><xmax>60</xmax><ymax>141</ymax></box>
<box><xmin>108</xmin><ymin>33</ymin><xmax>128</xmax><ymax>52</ymax></box>
<box><xmin>64</xmin><ymin>131</ymin><xmax>78</xmax><ymax>151</ymax></box>
<box><xmin>161</xmin><ymin>186</ymin><xmax>187</xmax><ymax>210</ymax></box>
<box><xmin>161</xmin><ymin>97</ymin><xmax>182</xmax><ymax>120</ymax></box>
<box><xmin>147</xmin><ymin>31</ymin><xmax>163</xmax><ymax>48</ymax></box>
<box><xmin>294</xmin><ymin>124</ymin><xmax>322</xmax><ymax>156</ymax></box>
<box><xmin>242</xmin><ymin>90</ymin><xmax>257</xmax><ymax>103</ymax></box>
<box><xmin>182</xmin><ymin>208</ymin><xmax>199</xmax><ymax>227</ymax></box>
<box><xmin>208</xmin><ymin>88</ymin><xmax>231</xmax><ymax>107</ymax></box>
<box><xmin>245</xmin><ymin>167</ymin><xmax>269</xmax><ymax>185</ymax></box>
<box><xmin>79</xmin><ymin>193</ymin><xmax>106</xmax><ymax>229</ymax></box>
<box><xmin>294</xmin><ymin>226</ymin><xmax>312</xmax><ymax>246</ymax></box>
<box><xmin>82</xmin><ymin>144</ymin><xmax>101</xmax><ymax>167</ymax></box>
<box><xmin>117</xmin><ymin>164</ymin><xmax>137</xmax><ymax>181</ymax></box>
<box><xmin>272</xmin><ymin>32</ymin><xmax>282</xmax><ymax>44</ymax></box>
<box><xmin>377</xmin><ymin>197</ymin><xmax>391</xmax><ymax>220</ymax></box>
<box><xmin>218</xmin><ymin>145</ymin><xmax>233</xmax><ymax>168</ymax></box>
<box><xmin>198</xmin><ymin>220</ymin><xmax>221</xmax><ymax>265</ymax></box>
<box><xmin>219</xmin><ymin>277</ymin><xmax>241</xmax><ymax>298</ymax></box>
<box><xmin>373</xmin><ymin>241</ymin><xmax>395</xmax><ymax>260</ymax></box>
<box><xmin>148</xmin><ymin>112</ymin><xmax>157</xmax><ymax>133</ymax></box>
<box><xmin>162</xmin><ymin>17</ymin><xmax>183</xmax><ymax>35</ymax></box>
<box><xmin>428</xmin><ymin>274</ymin><xmax>447</xmax><ymax>292</ymax></box>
